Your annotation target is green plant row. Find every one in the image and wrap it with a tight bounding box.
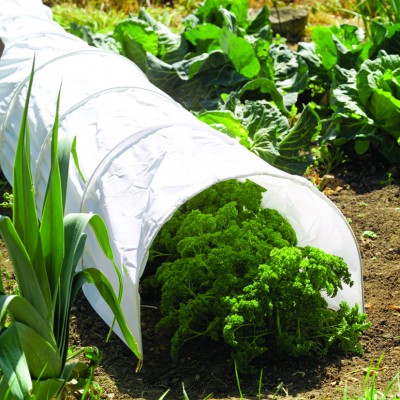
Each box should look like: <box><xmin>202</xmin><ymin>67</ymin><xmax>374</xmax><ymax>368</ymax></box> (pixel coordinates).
<box><xmin>58</xmin><ymin>0</ymin><xmax>400</xmax><ymax>173</ymax></box>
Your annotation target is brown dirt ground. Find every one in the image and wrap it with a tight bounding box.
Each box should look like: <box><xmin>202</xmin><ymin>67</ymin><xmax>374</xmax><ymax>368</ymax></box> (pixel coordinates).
<box><xmin>63</xmin><ymin>162</ymin><xmax>400</xmax><ymax>400</ymax></box>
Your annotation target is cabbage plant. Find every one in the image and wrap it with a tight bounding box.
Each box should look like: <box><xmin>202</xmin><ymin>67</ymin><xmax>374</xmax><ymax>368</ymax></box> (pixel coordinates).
<box><xmin>357</xmin><ymin>53</ymin><xmax>400</xmax><ymax>138</ymax></box>
<box><xmin>327</xmin><ymin>52</ymin><xmax>400</xmax><ymax>164</ymax></box>
<box><xmin>0</xmin><ymin>65</ymin><xmax>141</xmax><ymax>399</ymax></box>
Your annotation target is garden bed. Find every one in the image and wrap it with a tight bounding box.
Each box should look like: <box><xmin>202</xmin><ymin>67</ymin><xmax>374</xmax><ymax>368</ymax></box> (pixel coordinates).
<box><xmin>68</xmin><ymin>162</ymin><xmax>400</xmax><ymax>400</ymax></box>
<box><xmin>1</xmin><ymin>0</ymin><xmax>400</xmax><ymax>398</ymax></box>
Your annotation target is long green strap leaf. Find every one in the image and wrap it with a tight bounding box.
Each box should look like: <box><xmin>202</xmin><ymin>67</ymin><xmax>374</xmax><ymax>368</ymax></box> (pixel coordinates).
<box><xmin>0</xmin><ymin>216</ymin><xmax>50</xmax><ymax>323</ymax></box>
<box><xmin>0</xmin><ymin>294</ymin><xmax>55</xmax><ymax>346</ymax></box>
<box><xmin>72</xmin><ymin>268</ymin><xmax>142</xmax><ymax>362</ymax></box>
<box><xmin>73</xmin><ymin>213</ymin><xmax>124</xmax><ymax>340</ymax></box>
<box><xmin>13</xmin><ymin>59</ymin><xmax>38</xmax><ymax>254</ymax></box>
<box><xmin>0</xmin><ymin>324</ymin><xmax>32</xmax><ymax>400</ymax></box>
<box><xmin>87</xmin><ymin>213</ymin><xmax>124</xmax><ymax>302</ymax></box>
<box><xmin>58</xmin><ymin>136</ymin><xmax>76</xmax><ymax>209</ymax></box>
<box><xmin>56</xmin><ymin>229</ymin><xmax>86</xmax><ymax>364</ymax></box>
<box><xmin>12</xmin><ymin>60</ymin><xmax>51</xmax><ymax>312</ymax></box>
<box><xmin>40</xmin><ymin>88</ymin><xmax>65</xmax><ymax>303</ymax></box>
<box><xmin>14</xmin><ymin>321</ymin><xmax>63</xmax><ymax>380</ymax></box>
<box><xmin>54</xmin><ymin>213</ymin><xmax>89</xmax><ymax>358</ymax></box>
<box><xmin>56</xmin><ymin>212</ymin><xmax>124</xmax><ymax>363</ymax></box>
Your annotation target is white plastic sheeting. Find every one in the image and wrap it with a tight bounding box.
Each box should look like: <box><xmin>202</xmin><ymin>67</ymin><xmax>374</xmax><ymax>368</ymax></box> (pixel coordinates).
<box><xmin>0</xmin><ymin>0</ymin><xmax>364</xmax><ymax>358</ymax></box>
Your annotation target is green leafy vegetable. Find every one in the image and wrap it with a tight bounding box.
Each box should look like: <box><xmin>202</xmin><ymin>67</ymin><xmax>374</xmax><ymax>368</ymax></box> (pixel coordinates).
<box><xmin>357</xmin><ymin>53</ymin><xmax>400</xmax><ymax>138</ymax></box>
<box><xmin>199</xmin><ymin>99</ymin><xmax>320</xmax><ymax>175</ymax></box>
<box><xmin>327</xmin><ymin>52</ymin><xmax>400</xmax><ymax>163</ymax></box>
<box><xmin>62</xmin><ymin>2</ymin><xmax>400</xmax><ymax>168</ymax></box>
<box><xmin>144</xmin><ymin>180</ymin><xmax>370</xmax><ymax>372</ymax></box>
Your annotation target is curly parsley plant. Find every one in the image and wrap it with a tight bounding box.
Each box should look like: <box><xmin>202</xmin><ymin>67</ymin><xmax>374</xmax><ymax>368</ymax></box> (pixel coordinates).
<box><xmin>144</xmin><ymin>179</ymin><xmax>370</xmax><ymax>372</ymax></box>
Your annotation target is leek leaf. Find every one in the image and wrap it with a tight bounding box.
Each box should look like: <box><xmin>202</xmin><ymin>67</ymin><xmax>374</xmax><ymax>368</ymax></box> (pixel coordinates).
<box><xmin>0</xmin><ymin>324</ymin><xmax>32</xmax><ymax>400</ymax></box>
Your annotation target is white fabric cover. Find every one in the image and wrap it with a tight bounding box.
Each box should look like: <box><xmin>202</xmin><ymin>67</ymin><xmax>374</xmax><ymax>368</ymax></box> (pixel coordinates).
<box><xmin>0</xmin><ymin>1</ymin><xmax>364</xmax><ymax>356</ymax></box>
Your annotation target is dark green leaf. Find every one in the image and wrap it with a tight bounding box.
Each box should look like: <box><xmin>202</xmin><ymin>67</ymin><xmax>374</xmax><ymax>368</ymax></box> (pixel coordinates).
<box><xmin>0</xmin><ymin>324</ymin><xmax>32</xmax><ymax>399</ymax></box>
<box><xmin>195</xmin><ymin>0</ymin><xmax>224</xmax><ymax>24</ymax></box>
<box><xmin>296</xmin><ymin>41</ymin><xmax>329</xmax><ymax>85</ymax></box>
<box><xmin>1</xmin><ymin>295</ymin><xmax>54</xmax><ymax>345</ymax></box>
<box><xmin>14</xmin><ymin>322</ymin><xmax>62</xmax><ymax>379</ymax></box>
<box><xmin>12</xmin><ymin>60</ymin><xmax>51</xmax><ymax>310</ymax></box>
<box><xmin>0</xmin><ymin>217</ymin><xmax>50</xmax><ymax>322</ymax></box>
<box><xmin>247</xmin><ymin>6</ymin><xmax>272</xmax><ymax>39</ymax></box>
<box><xmin>377</xmin><ymin>134</ymin><xmax>400</xmax><ymax>164</ymax></box>
<box><xmin>226</xmin><ymin>0</ymin><xmax>249</xmax><ymax>29</ymax></box>
<box><xmin>239</xmin><ymin>78</ymin><xmax>288</xmax><ymax>114</ymax></box>
<box><xmin>274</xmin><ymin>103</ymin><xmax>321</xmax><ymax>174</ymax></box>
<box><xmin>241</xmin><ymin>100</ymin><xmax>289</xmax><ymax>137</ymax></box>
<box><xmin>146</xmin><ymin>51</ymin><xmax>246</xmax><ymax>110</ymax></box>
<box><xmin>242</xmin><ymin>101</ymin><xmax>288</xmax><ymax>165</ymax></box>
<box><xmin>69</xmin><ymin>23</ymin><xmax>119</xmax><ymax>53</ymax></box>
<box><xmin>330</xmin><ymin>24</ymin><xmax>366</xmax><ymax>69</ymax></box>
<box><xmin>219</xmin><ymin>8</ymin><xmax>238</xmax><ymax>33</ymax></box>
<box><xmin>380</xmin><ymin>23</ymin><xmax>400</xmax><ymax>57</ymax></box>
<box><xmin>31</xmin><ymin>378</ymin><xmax>65</xmax><ymax>399</ymax></box>
<box><xmin>145</xmin><ymin>53</ymin><xmax>218</xmax><ymax>110</ymax></box>
<box><xmin>355</xmin><ymin>138</ymin><xmax>370</xmax><ymax>154</ymax></box>
<box><xmin>269</xmin><ymin>44</ymin><xmax>308</xmax><ymax>107</ymax></box>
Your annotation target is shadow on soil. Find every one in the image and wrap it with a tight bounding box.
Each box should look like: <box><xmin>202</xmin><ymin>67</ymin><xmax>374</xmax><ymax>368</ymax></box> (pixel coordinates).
<box><xmin>72</xmin><ymin>293</ymin><xmax>348</xmax><ymax>400</ymax></box>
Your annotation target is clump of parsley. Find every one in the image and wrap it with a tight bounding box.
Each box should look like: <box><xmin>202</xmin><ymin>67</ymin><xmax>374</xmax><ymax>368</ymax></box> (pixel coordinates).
<box><xmin>144</xmin><ymin>179</ymin><xmax>370</xmax><ymax>372</ymax></box>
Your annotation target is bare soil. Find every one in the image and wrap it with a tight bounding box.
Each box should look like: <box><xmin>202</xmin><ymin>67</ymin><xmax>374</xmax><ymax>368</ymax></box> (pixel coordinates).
<box><xmin>64</xmin><ymin>161</ymin><xmax>400</xmax><ymax>400</ymax></box>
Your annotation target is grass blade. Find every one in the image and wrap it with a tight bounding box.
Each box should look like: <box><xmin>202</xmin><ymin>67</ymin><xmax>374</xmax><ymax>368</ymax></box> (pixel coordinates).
<box><xmin>258</xmin><ymin>369</ymin><xmax>263</xmax><ymax>399</ymax></box>
<box><xmin>70</xmin><ymin>136</ymin><xmax>86</xmax><ymax>183</ymax></box>
<box><xmin>158</xmin><ymin>389</ymin><xmax>170</xmax><ymax>400</ymax></box>
<box><xmin>234</xmin><ymin>361</ymin><xmax>244</xmax><ymax>399</ymax></box>
<box><xmin>87</xmin><ymin>214</ymin><xmax>124</xmax><ymax>301</ymax></box>
<box><xmin>182</xmin><ymin>382</ymin><xmax>190</xmax><ymax>400</ymax></box>
<box><xmin>383</xmin><ymin>372</ymin><xmax>399</xmax><ymax>397</ymax></box>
